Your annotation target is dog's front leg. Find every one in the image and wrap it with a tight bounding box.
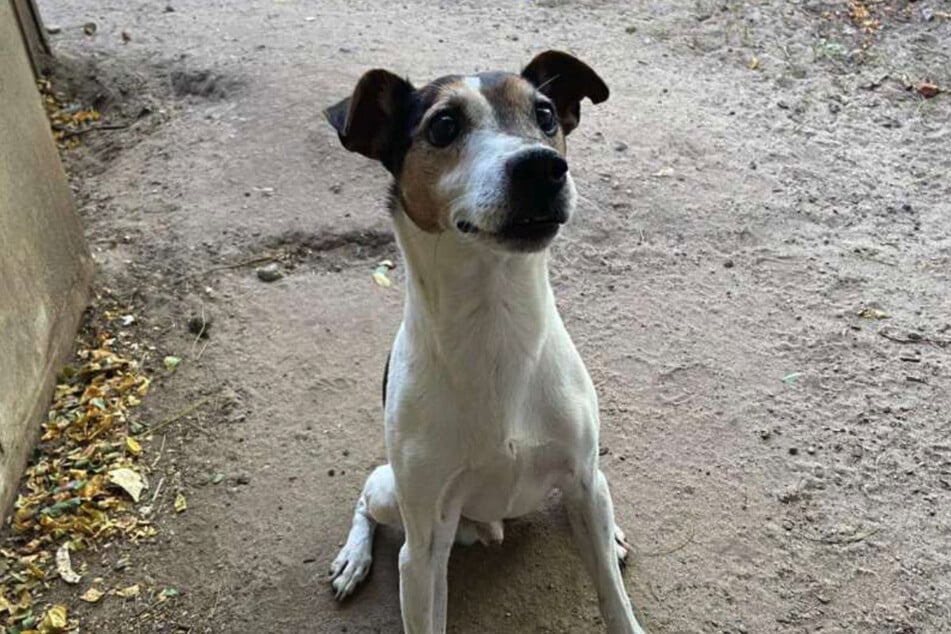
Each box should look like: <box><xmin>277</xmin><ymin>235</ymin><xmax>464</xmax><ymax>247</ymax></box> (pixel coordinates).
<box><xmin>565</xmin><ymin>468</ymin><xmax>646</xmax><ymax>634</ymax></box>
<box><xmin>398</xmin><ymin>504</ymin><xmax>460</xmax><ymax>634</ymax></box>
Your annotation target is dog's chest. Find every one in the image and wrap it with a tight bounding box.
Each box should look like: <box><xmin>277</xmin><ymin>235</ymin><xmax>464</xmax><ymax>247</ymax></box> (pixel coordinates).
<box><xmin>459</xmin><ymin>434</ymin><xmax>574</xmax><ymax>522</ymax></box>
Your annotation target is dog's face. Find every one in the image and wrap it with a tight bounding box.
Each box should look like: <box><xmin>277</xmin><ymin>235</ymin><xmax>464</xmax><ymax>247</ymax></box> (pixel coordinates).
<box><xmin>325</xmin><ymin>51</ymin><xmax>608</xmax><ymax>252</ymax></box>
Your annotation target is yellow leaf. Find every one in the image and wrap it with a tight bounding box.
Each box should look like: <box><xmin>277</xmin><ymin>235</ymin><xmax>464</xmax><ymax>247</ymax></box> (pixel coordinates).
<box><xmin>80</xmin><ymin>587</ymin><xmax>104</xmax><ymax>603</ymax></box>
<box><xmin>114</xmin><ymin>584</ymin><xmax>140</xmax><ymax>598</ymax></box>
<box><xmin>125</xmin><ymin>437</ymin><xmax>142</xmax><ymax>456</ymax></box>
<box><xmin>39</xmin><ymin>604</ymin><xmax>68</xmax><ymax>633</ymax></box>
<box><xmin>748</xmin><ymin>56</ymin><xmax>760</xmax><ymax>70</ymax></box>
<box><xmin>174</xmin><ymin>493</ymin><xmax>188</xmax><ymax>513</ymax></box>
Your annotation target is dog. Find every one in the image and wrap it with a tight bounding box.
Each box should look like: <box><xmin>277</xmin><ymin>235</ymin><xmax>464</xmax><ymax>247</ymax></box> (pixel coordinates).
<box><xmin>324</xmin><ymin>50</ymin><xmax>646</xmax><ymax>634</ymax></box>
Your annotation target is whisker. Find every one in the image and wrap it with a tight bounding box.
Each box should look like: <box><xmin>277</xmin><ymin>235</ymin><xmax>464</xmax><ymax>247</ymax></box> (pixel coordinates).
<box><xmin>536</xmin><ymin>74</ymin><xmax>561</xmax><ymax>92</ymax></box>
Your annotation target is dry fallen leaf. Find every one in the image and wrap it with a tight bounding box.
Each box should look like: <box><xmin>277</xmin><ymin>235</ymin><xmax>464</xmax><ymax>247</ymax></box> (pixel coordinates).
<box><xmin>114</xmin><ymin>584</ymin><xmax>140</xmax><ymax>599</ymax></box>
<box><xmin>158</xmin><ymin>587</ymin><xmax>180</xmax><ymax>602</ymax></box>
<box><xmin>916</xmin><ymin>82</ymin><xmax>940</xmax><ymax>98</ymax></box>
<box><xmin>55</xmin><ymin>544</ymin><xmax>81</xmax><ymax>585</ymax></box>
<box><xmin>858</xmin><ymin>307</ymin><xmax>890</xmax><ymax>320</ymax></box>
<box><xmin>174</xmin><ymin>493</ymin><xmax>188</xmax><ymax>513</ymax></box>
<box><xmin>79</xmin><ymin>587</ymin><xmax>105</xmax><ymax>603</ymax></box>
<box><xmin>38</xmin><ymin>604</ymin><xmax>68</xmax><ymax>633</ymax></box>
<box><xmin>109</xmin><ymin>468</ymin><xmax>145</xmax><ymax>502</ymax></box>
<box><xmin>125</xmin><ymin>436</ymin><xmax>142</xmax><ymax>456</ymax></box>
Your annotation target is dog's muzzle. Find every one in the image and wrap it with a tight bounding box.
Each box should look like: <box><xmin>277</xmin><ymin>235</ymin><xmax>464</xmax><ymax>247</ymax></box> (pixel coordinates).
<box><xmin>497</xmin><ymin>148</ymin><xmax>570</xmax><ymax>250</ymax></box>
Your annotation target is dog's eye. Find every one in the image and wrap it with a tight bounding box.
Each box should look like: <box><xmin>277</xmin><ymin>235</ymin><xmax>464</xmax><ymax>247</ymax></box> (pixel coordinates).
<box><xmin>535</xmin><ymin>103</ymin><xmax>558</xmax><ymax>136</ymax></box>
<box><xmin>427</xmin><ymin>112</ymin><xmax>460</xmax><ymax>147</ymax></box>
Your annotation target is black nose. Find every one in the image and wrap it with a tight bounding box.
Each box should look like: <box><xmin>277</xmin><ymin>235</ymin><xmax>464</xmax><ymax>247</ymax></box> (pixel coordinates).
<box><xmin>508</xmin><ymin>149</ymin><xmax>568</xmax><ymax>193</ymax></box>
<box><xmin>506</xmin><ymin>149</ymin><xmax>569</xmax><ymax>226</ymax></box>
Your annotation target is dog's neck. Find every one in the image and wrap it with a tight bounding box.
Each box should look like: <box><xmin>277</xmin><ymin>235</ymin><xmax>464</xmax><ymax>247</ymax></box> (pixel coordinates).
<box><xmin>392</xmin><ymin>206</ymin><xmax>556</xmax><ymax>365</ymax></box>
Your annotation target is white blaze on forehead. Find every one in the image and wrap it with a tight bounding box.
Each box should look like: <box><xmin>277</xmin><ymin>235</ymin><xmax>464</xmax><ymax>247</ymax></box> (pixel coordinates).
<box><xmin>463</xmin><ymin>76</ymin><xmax>482</xmax><ymax>92</ymax></box>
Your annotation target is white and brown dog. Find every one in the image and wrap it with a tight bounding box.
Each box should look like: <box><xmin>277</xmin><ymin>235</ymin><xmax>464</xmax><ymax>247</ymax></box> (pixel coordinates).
<box><xmin>324</xmin><ymin>51</ymin><xmax>646</xmax><ymax>634</ymax></box>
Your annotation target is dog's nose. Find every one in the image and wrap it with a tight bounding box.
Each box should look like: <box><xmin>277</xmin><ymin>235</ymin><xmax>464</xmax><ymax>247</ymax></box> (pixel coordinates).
<box><xmin>506</xmin><ymin>149</ymin><xmax>569</xmax><ymax>225</ymax></box>
<box><xmin>508</xmin><ymin>149</ymin><xmax>568</xmax><ymax>193</ymax></box>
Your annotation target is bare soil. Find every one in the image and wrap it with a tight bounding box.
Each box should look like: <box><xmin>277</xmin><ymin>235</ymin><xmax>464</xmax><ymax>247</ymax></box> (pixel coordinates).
<box><xmin>13</xmin><ymin>0</ymin><xmax>951</xmax><ymax>632</ymax></box>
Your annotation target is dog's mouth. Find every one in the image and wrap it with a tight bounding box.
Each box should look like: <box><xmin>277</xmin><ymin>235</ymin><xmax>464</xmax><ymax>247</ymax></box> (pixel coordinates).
<box><xmin>455</xmin><ymin>217</ymin><xmax>562</xmax><ymax>252</ymax></box>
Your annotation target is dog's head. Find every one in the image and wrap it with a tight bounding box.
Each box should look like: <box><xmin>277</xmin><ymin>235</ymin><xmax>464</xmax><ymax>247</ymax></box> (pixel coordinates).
<box><xmin>324</xmin><ymin>51</ymin><xmax>608</xmax><ymax>252</ymax></box>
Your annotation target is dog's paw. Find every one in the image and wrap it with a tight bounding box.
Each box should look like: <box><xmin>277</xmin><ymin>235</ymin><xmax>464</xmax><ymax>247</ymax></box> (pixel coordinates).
<box><xmin>329</xmin><ymin>541</ymin><xmax>373</xmax><ymax>601</ymax></box>
<box><xmin>455</xmin><ymin>518</ymin><xmax>504</xmax><ymax>546</ymax></box>
<box><xmin>475</xmin><ymin>520</ymin><xmax>504</xmax><ymax>546</ymax></box>
<box><xmin>614</xmin><ymin>525</ymin><xmax>632</xmax><ymax>568</ymax></box>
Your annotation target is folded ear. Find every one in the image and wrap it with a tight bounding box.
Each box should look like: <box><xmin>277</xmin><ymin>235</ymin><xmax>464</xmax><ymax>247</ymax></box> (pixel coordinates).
<box><xmin>323</xmin><ymin>69</ymin><xmax>415</xmax><ymax>173</ymax></box>
<box><xmin>521</xmin><ymin>51</ymin><xmax>609</xmax><ymax>135</ymax></box>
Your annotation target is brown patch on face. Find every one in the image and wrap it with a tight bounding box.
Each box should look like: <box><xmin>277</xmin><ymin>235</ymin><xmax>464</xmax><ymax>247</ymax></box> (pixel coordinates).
<box><xmin>478</xmin><ymin>73</ymin><xmax>567</xmax><ymax>155</ymax></box>
<box><xmin>399</xmin><ymin>137</ymin><xmax>463</xmax><ymax>232</ymax></box>
<box><xmin>397</xmin><ymin>77</ymin><xmax>486</xmax><ymax>233</ymax></box>
<box><xmin>395</xmin><ymin>73</ymin><xmax>570</xmax><ymax>234</ymax></box>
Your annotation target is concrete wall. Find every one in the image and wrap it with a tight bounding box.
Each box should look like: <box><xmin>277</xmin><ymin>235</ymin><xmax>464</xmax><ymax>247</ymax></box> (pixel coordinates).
<box><xmin>0</xmin><ymin>1</ymin><xmax>92</xmax><ymax>514</ymax></box>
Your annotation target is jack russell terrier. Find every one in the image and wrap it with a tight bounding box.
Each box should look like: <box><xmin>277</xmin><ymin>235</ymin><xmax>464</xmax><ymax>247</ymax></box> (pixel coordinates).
<box><xmin>324</xmin><ymin>50</ymin><xmax>647</xmax><ymax>634</ymax></box>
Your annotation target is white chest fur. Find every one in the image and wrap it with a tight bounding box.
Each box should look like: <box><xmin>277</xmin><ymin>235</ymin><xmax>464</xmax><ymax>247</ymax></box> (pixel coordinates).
<box><xmin>384</xmin><ymin>210</ymin><xmax>600</xmax><ymax>522</ymax></box>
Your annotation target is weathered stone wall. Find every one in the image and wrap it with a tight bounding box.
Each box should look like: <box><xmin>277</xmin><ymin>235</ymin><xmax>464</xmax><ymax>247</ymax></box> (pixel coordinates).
<box><xmin>0</xmin><ymin>1</ymin><xmax>92</xmax><ymax>514</ymax></box>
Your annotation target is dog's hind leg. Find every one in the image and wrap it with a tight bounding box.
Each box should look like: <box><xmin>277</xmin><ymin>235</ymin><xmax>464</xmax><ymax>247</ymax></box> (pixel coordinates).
<box><xmin>330</xmin><ymin>464</ymin><xmax>401</xmax><ymax>600</ymax></box>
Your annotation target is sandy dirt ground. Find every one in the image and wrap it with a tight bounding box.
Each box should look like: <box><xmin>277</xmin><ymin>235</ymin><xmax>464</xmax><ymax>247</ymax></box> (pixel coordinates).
<box><xmin>7</xmin><ymin>0</ymin><xmax>951</xmax><ymax>632</ymax></box>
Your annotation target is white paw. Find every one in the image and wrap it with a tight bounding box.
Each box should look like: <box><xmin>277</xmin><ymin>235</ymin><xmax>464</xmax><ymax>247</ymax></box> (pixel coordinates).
<box><xmin>455</xmin><ymin>518</ymin><xmax>504</xmax><ymax>546</ymax></box>
<box><xmin>475</xmin><ymin>520</ymin><xmax>504</xmax><ymax>546</ymax></box>
<box><xmin>329</xmin><ymin>540</ymin><xmax>373</xmax><ymax>600</ymax></box>
<box><xmin>615</xmin><ymin>525</ymin><xmax>632</xmax><ymax>568</ymax></box>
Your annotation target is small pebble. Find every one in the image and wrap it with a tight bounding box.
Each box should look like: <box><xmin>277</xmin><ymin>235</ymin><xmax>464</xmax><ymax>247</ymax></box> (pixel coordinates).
<box><xmin>46</xmin><ymin>25</ymin><xmax>62</xmax><ymax>34</ymax></box>
<box><xmin>613</xmin><ymin>141</ymin><xmax>628</xmax><ymax>152</ymax></box>
<box><xmin>724</xmin><ymin>259</ymin><xmax>735</xmax><ymax>269</ymax></box>
<box><xmin>789</xmin><ymin>447</ymin><xmax>799</xmax><ymax>456</ymax></box>
<box><xmin>327</xmin><ymin>469</ymin><xmax>336</xmax><ymax>477</ymax></box>
<box><xmin>83</xmin><ymin>22</ymin><xmax>97</xmax><ymax>36</ymax></box>
<box><xmin>256</xmin><ymin>263</ymin><xmax>283</xmax><ymax>282</ymax></box>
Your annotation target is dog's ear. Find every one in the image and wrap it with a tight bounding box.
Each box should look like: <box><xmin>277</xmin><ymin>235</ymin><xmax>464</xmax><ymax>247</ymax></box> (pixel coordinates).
<box><xmin>324</xmin><ymin>69</ymin><xmax>415</xmax><ymax>172</ymax></box>
<box><xmin>521</xmin><ymin>51</ymin><xmax>608</xmax><ymax>135</ymax></box>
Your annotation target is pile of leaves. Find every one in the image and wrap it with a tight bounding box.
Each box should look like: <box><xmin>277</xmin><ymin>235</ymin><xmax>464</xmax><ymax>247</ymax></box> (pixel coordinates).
<box><xmin>0</xmin><ymin>332</ymin><xmax>154</xmax><ymax>633</ymax></box>
<box><xmin>36</xmin><ymin>78</ymin><xmax>101</xmax><ymax>150</ymax></box>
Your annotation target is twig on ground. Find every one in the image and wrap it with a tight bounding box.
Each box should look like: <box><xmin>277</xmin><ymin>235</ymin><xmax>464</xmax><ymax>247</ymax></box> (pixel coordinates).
<box><xmin>798</xmin><ymin>527</ymin><xmax>880</xmax><ymax>545</ymax></box>
<box><xmin>145</xmin><ymin>396</ymin><xmax>214</xmax><ymax>435</ymax></box>
<box><xmin>879</xmin><ymin>328</ymin><xmax>949</xmax><ymax>349</ymax></box>
<box><xmin>179</xmin><ymin>254</ymin><xmax>282</xmax><ymax>282</ymax></box>
<box><xmin>57</xmin><ymin>122</ymin><xmax>132</xmax><ymax>138</ymax></box>
<box><xmin>150</xmin><ymin>433</ymin><xmax>167</xmax><ymax>469</ymax></box>
<box><xmin>150</xmin><ymin>476</ymin><xmax>166</xmax><ymax>506</ymax></box>
<box><xmin>638</xmin><ymin>530</ymin><xmax>695</xmax><ymax>557</ymax></box>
